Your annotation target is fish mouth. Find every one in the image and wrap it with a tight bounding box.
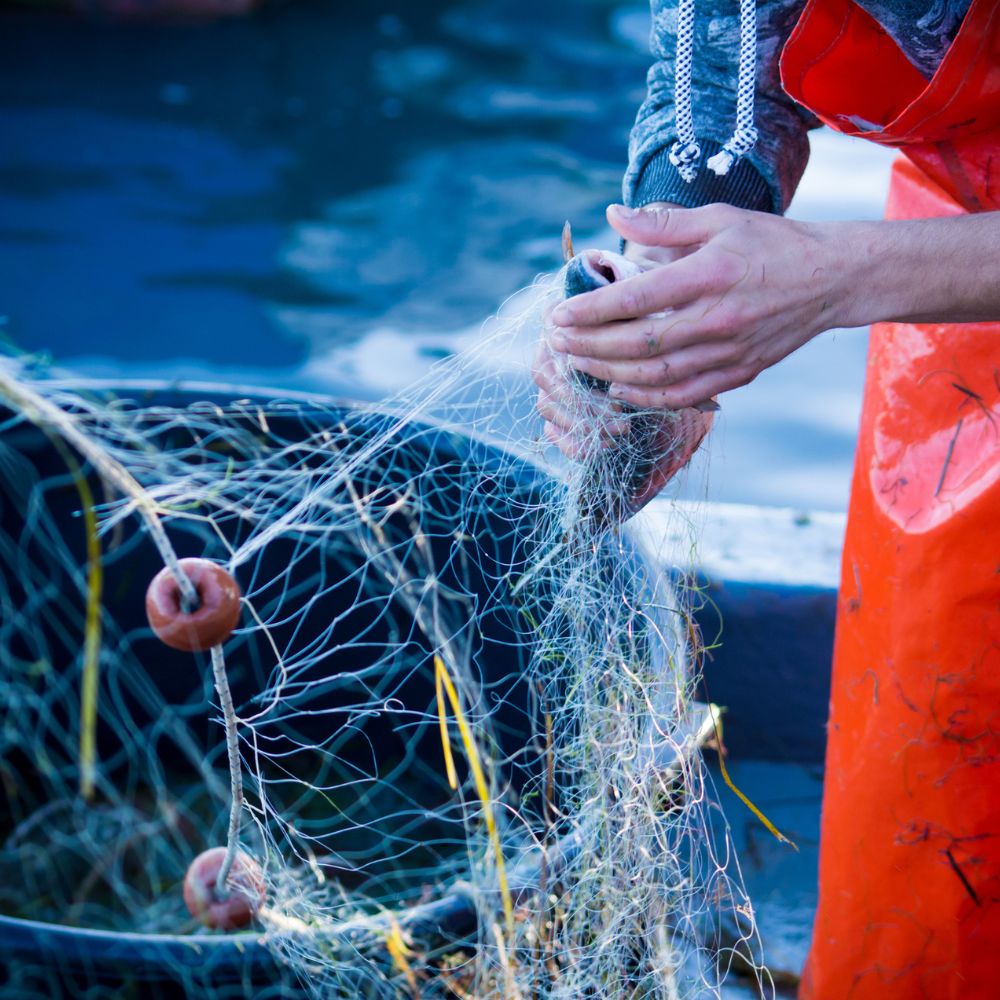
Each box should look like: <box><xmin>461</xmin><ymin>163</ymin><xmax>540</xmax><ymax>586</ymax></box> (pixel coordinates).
<box><xmin>563</xmin><ymin>249</ymin><xmax>643</xmax><ymax>299</ymax></box>
<box><xmin>555</xmin><ymin>247</ymin><xmax>717</xmax><ymax>527</ymax></box>
<box><xmin>579</xmin><ymin>252</ymin><xmax>616</xmax><ymax>286</ymax></box>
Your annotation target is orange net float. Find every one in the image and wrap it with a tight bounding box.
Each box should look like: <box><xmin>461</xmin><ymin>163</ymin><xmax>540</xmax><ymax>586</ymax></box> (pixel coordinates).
<box><xmin>145</xmin><ymin>558</ymin><xmax>241</xmax><ymax>652</ymax></box>
<box><xmin>146</xmin><ymin>558</ymin><xmax>251</xmax><ymax>931</ymax></box>
<box><xmin>183</xmin><ymin>847</ymin><xmax>264</xmax><ymax>931</ymax></box>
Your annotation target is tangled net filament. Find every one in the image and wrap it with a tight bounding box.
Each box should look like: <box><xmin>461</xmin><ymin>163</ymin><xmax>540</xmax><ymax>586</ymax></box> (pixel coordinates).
<box><xmin>0</xmin><ymin>264</ymin><xmax>767</xmax><ymax>998</ymax></box>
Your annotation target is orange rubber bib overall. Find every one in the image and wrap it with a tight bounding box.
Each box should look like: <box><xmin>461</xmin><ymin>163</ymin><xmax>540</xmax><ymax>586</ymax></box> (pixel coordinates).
<box><xmin>778</xmin><ymin>1</ymin><xmax>1000</xmax><ymax>996</ymax></box>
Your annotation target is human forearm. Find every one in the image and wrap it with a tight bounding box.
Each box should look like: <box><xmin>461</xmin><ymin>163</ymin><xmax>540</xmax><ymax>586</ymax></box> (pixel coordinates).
<box><xmin>549</xmin><ymin>203</ymin><xmax>1000</xmax><ymax>411</ymax></box>
<box><xmin>826</xmin><ymin>214</ymin><xmax>1000</xmax><ymax>327</ymax></box>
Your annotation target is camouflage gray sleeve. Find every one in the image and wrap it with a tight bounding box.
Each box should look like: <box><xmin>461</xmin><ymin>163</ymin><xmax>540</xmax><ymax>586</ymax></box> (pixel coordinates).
<box><xmin>623</xmin><ymin>0</ymin><xmax>819</xmax><ymax>215</ymax></box>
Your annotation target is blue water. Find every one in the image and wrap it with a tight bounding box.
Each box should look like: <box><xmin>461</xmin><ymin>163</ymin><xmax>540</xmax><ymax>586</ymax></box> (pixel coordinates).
<box><xmin>0</xmin><ymin>1</ymin><xmax>895</xmax><ymax>510</ymax></box>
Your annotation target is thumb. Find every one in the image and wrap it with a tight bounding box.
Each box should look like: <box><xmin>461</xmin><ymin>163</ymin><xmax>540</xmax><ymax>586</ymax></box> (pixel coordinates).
<box><xmin>607</xmin><ymin>203</ymin><xmax>721</xmax><ymax>248</ymax></box>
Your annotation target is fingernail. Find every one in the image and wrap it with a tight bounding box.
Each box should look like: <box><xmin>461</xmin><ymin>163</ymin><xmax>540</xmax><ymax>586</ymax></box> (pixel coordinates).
<box><xmin>551</xmin><ymin>305</ymin><xmax>572</xmax><ymax>326</ymax></box>
<box><xmin>549</xmin><ymin>332</ymin><xmax>568</xmax><ymax>350</ymax></box>
<box><xmin>693</xmin><ymin>398</ymin><xmax>721</xmax><ymax>412</ymax></box>
<box><xmin>608</xmin><ymin>204</ymin><xmax>636</xmax><ymax>219</ymax></box>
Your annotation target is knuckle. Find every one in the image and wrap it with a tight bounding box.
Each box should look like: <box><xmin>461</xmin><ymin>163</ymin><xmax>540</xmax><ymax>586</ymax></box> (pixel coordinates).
<box><xmin>697</xmin><ymin>204</ymin><xmax>721</xmax><ymax>226</ymax></box>
<box><xmin>707</xmin><ymin>302</ymin><xmax>745</xmax><ymax>337</ymax></box>
<box><xmin>705</xmin><ymin>202</ymin><xmax>739</xmax><ymax>227</ymax></box>
<box><xmin>730</xmin><ymin>301</ymin><xmax>757</xmax><ymax>330</ymax></box>
<box><xmin>713</xmin><ymin>253</ymin><xmax>745</xmax><ymax>288</ymax></box>
<box><xmin>636</xmin><ymin>362</ymin><xmax>663</xmax><ymax>386</ymax></box>
<box><xmin>722</xmin><ymin>204</ymin><xmax>744</xmax><ymax>224</ymax></box>
<box><xmin>660</xmin><ymin>357</ymin><xmax>689</xmax><ymax>384</ymax></box>
<box><xmin>619</xmin><ymin>283</ymin><xmax>649</xmax><ymax>317</ymax></box>
<box><xmin>622</xmin><ymin>327</ymin><xmax>650</xmax><ymax>359</ymax></box>
<box><xmin>662</xmin><ymin>313</ymin><xmax>696</xmax><ymax>342</ymax></box>
<box><xmin>618</xmin><ymin>290</ymin><xmax>639</xmax><ymax>315</ymax></box>
<box><xmin>638</xmin><ymin>322</ymin><xmax>663</xmax><ymax>355</ymax></box>
<box><xmin>699</xmin><ymin>307</ymin><xmax>729</xmax><ymax>338</ymax></box>
<box><xmin>717</xmin><ymin>341</ymin><xmax>744</xmax><ymax>366</ymax></box>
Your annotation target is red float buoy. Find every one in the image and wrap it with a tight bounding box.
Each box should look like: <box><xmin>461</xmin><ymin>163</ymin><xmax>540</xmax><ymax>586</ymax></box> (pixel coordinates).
<box><xmin>145</xmin><ymin>558</ymin><xmax>241</xmax><ymax>652</ymax></box>
<box><xmin>183</xmin><ymin>846</ymin><xmax>264</xmax><ymax>930</ymax></box>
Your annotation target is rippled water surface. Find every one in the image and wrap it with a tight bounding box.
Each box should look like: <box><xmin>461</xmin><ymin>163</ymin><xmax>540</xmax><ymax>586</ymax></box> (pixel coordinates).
<box><xmin>1</xmin><ymin>1</ymin><xmax>896</xmax><ymax>509</ymax></box>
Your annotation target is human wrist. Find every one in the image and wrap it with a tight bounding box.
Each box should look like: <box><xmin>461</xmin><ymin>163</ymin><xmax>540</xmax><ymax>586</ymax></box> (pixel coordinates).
<box><xmin>812</xmin><ymin>220</ymin><xmax>900</xmax><ymax>330</ymax></box>
<box><xmin>813</xmin><ymin>218</ymin><xmax>984</xmax><ymax>328</ymax></box>
<box><xmin>854</xmin><ymin>215</ymin><xmax>1000</xmax><ymax>325</ymax></box>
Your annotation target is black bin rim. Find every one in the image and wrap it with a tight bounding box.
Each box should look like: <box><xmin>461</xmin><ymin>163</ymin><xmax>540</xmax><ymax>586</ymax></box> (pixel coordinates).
<box><xmin>0</xmin><ymin>376</ymin><xmax>560</xmax><ymax>986</ymax></box>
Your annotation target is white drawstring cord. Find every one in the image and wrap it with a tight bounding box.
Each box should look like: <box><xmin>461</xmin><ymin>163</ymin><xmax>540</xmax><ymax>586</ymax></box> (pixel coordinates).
<box><xmin>670</xmin><ymin>0</ymin><xmax>759</xmax><ymax>182</ymax></box>
<box><xmin>668</xmin><ymin>0</ymin><xmax>701</xmax><ymax>181</ymax></box>
<box><xmin>707</xmin><ymin>0</ymin><xmax>759</xmax><ymax>175</ymax></box>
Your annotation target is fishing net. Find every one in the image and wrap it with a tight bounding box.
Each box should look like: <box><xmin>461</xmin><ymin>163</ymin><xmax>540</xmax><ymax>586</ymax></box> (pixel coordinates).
<box><xmin>0</xmin><ymin>252</ymin><xmax>770</xmax><ymax>998</ymax></box>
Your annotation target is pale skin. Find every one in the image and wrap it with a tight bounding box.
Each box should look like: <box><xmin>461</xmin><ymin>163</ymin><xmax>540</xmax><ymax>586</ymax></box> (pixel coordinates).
<box><xmin>537</xmin><ymin>201</ymin><xmax>1000</xmax><ymax>446</ymax></box>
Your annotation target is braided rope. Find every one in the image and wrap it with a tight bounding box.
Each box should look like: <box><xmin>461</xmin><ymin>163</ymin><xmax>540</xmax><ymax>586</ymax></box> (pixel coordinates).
<box><xmin>668</xmin><ymin>0</ymin><xmax>701</xmax><ymax>182</ymax></box>
<box><xmin>669</xmin><ymin>0</ymin><xmax>759</xmax><ymax>183</ymax></box>
<box><xmin>707</xmin><ymin>0</ymin><xmax>759</xmax><ymax>176</ymax></box>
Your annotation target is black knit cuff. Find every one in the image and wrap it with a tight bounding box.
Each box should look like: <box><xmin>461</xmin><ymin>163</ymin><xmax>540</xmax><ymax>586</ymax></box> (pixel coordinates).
<box><xmin>630</xmin><ymin>139</ymin><xmax>776</xmax><ymax>214</ymax></box>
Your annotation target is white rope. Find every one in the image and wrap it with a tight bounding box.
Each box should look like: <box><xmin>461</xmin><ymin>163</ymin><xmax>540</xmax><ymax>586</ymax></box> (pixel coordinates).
<box><xmin>670</xmin><ymin>0</ymin><xmax>759</xmax><ymax>182</ymax></box>
<box><xmin>668</xmin><ymin>0</ymin><xmax>701</xmax><ymax>182</ymax></box>
<box><xmin>707</xmin><ymin>0</ymin><xmax>759</xmax><ymax>175</ymax></box>
<box><xmin>211</xmin><ymin>643</ymin><xmax>245</xmax><ymax>896</ymax></box>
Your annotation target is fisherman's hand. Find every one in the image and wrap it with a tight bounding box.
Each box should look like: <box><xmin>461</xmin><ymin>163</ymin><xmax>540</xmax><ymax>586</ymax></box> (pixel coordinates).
<box><xmin>548</xmin><ymin>202</ymin><xmax>844</xmax><ymax>409</ymax></box>
<box><xmin>533</xmin><ymin>337</ymin><xmax>631</xmax><ymax>458</ymax></box>
<box><xmin>621</xmin><ymin>201</ymin><xmax>693</xmax><ymax>269</ymax></box>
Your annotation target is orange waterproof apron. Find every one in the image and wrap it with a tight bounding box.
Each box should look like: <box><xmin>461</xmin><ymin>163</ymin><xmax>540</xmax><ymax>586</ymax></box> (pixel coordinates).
<box><xmin>778</xmin><ymin>1</ymin><xmax>1000</xmax><ymax>996</ymax></box>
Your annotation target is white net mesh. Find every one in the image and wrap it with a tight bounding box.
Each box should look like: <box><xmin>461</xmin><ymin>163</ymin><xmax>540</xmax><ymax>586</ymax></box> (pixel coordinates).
<box><xmin>0</xmin><ymin>255</ymin><xmax>769</xmax><ymax>998</ymax></box>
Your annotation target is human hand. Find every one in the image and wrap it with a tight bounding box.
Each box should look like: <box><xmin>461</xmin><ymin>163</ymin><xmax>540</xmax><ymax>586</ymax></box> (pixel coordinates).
<box><xmin>533</xmin><ymin>335</ymin><xmax>629</xmax><ymax>459</ymax></box>
<box><xmin>533</xmin><ymin>335</ymin><xmax>713</xmax><ymax>516</ymax></box>
<box><xmin>548</xmin><ymin>202</ymin><xmax>848</xmax><ymax>409</ymax></box>
<box><xmin>534</xmin><ymin>246</ymin><xmax>715</xmax><ymax>511</ymax></box>
<box><xmin>621</xmin><ymin>201</ymin><xmax>693</xmax><ymax>270</ymax></box>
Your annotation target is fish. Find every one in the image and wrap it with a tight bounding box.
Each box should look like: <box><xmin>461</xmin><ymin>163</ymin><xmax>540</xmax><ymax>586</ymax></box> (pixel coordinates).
<box><xmin>560</xmin><ymin>239</ymin><xmax>716</xmax><ymax>530</ymax></box>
